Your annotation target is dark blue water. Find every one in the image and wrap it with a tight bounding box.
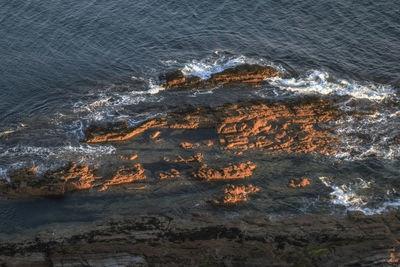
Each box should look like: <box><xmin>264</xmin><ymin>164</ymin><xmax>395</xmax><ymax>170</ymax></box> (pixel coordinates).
<box><xmin>1</xmin><ymin>0</ymin><xmax>399</xmax><ymax>124</ymax></box>
<box><xmin>1</xmin><ymin>0</ymin><xmax>400</xmax><ymax>234</ymax></box>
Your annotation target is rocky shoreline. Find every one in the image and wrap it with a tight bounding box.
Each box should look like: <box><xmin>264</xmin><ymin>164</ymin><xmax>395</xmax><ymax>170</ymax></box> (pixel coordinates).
<box><xmin>0</xmin><ymin>211</ymin><xmax>399</xmax><ymax>266</ymax></box>
<box><xmin>0</xmin><ymin>64</ymin><xmax>398</xmax><ymax>266</ymax></box>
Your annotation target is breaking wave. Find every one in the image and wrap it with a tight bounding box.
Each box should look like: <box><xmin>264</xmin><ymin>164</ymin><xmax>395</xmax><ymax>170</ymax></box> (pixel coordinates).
<box><xmin>319</xmin><ymin>177</ymin><xmax>400</xmax><ymax>215</ymax></box>
<box><xmin>269</xmin><ymin>70</ymin><xmax>395</xmax><ymax>100</ymax></box>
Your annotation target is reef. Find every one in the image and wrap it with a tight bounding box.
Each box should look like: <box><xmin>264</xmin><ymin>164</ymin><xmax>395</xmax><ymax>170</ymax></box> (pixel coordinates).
<box><xmin>159</xmin><ymin>169</ymin><xmax>180</xmax><ymax>180</ymax></box>
<box><xmin>86</xmin><ymin>118</ymin><xmax>167</xmax><ymax>143</ymax></box>
<box><xmin>193</xmin><ymin>162</ymin><xmax>256</xmax><ymax>181</ymax></box>
<box><xmin>0</xmin><ymin>163</ymin><xmax>147</xmax><ymax>197</ymax></box>
<box><xmin>0</xmin><ymin>211</ymin><xmax>398</xmax><ymax>266</ymax></box>
<box><xmin>211</xmin><ymin>184</ymin><xmax>260</xmax><ymax>205</ymax></box>
<box><xmin>85</xmin><ymin>96</ymin><xmax>340</xmax><ymax>155</ymax></box>
<box><xmin>161</xmin><ymin>64</ymin><xmax>279</xmax><ymax>90</ymax></box>
<box><xmin>99</xmin><ymin>164</ymin><xmax>146</xmax><ymax>191</ymax></box>
<box><xmin>288</xmin><ymin>177</ymin><xmax>311</xmax><ymax>188</ymax></box>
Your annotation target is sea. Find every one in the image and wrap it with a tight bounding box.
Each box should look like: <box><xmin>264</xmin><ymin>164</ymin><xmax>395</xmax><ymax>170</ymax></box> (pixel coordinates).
<box><xmin>0</xmin><ymin>0</ymin><xmax>399</xmax><ymax>234</ymax></box>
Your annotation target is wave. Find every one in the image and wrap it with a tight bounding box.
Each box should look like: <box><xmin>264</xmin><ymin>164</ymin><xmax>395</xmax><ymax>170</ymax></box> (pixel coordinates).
<box><xmin>333</xmin><ymin>107</ymin><xmax>400</xmax><ymax>161</ymax></box>
<box><xmin>319</xmin><ymin>177</ymin><xmax>400</xmax><ymax>215</ymax></box>
<box><xmin>269</xmin><ymin>70</ymin><xmax>395</xmax><ymax>100</ymax></box>
<box><xmin>0</xmin><ymin>144</ymin><xmax>115</xmax><ymax>159</ymax></box>
<box><xmin>164</xmin><ymin>51</ymin><xmax>280</xmax><ymax>80</ymax></box>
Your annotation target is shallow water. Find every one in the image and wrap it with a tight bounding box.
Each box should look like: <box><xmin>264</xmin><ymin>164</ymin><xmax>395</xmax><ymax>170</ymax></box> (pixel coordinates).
<box><xmin>0</xmin><ymin>0</ymin><xmax>399</xmax><ymax>234</ymax></box>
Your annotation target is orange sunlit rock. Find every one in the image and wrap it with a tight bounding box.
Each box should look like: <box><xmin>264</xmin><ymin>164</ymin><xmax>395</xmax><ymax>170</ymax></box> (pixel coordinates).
<box><xmin>203</xmin><ymin>140</ymin><xmax>214</xmax><ymax>147</ymax></box>
<box><xmin>212</xmin><ymin>184</ymin><xmax>260</xmax><ymax>205</ymax></box>
<box><xmin>86</xmin><ymin>118</ymin><xmax>167</xmax><ymax>143</ymax></box>
<box><xmin>288</xmin><ymin>178</ymin><xmax>310</xmax><ymax>188</ymax></box>
<box><xmin>159</xmin><ymin>169</ymin><xmax>180</xmax><ymax>180</ymax></box>
<box><xmin>120</xmin><ymin>154</ymin><xmax>138</xmax><ymax>161</ymax></box>
<box><xmin>150</xmin><ymin>131</ymin><xmax>161</xmax><ymax>139</ymax></box>
<box><xmin>165</xmin><ymin>153</ymin><xmax>203</xmax><ymax>164</ymax></box>
<box><xmin>168</xmin><ymin>107</ymin><xmax>217</xmax><ymax>129</ymax></box>
<box><xmin>193</xmin><ymin>162</ymin><xmax>256</xmax><ymax>181</ymax></box>
<box><xmin>215</xmin><ymin>98</ymin><xmax>340</xmax><ymax>154</ymax></box>
<box><xmin>180</xmin><ymin>142</ymin><xmax>200</xmax><ymax>149</ymax></box>
<box><xmin>54</xmin><ymin>162</ymin><xmax>102</xmax><ymax>190</ymax></box>
<box><xmin>99</xmin><ymin>164</ymin><xmax>146</xmax><ymax>191</ymax></box>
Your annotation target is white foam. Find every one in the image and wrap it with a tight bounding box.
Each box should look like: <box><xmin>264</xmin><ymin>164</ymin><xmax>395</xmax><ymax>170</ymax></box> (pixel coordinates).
<box><xmin>333</xmin><ymin>108</ymin><xmax>400</xmax><ymax>161</ymax></box>
<box><xmin>0</xmin><ymin>144</ymin><xmax>115</xmax><ymax>158</ymax></box>
<box><xmin>180</xmin><ymin>54</ymin><xmax>269</xmax><ymax>79</ymax></box>
<box><xmin>0</xmin><ymin>168</ymin><xmax>10</xmax><ymax>182</ymax></box>
<box><xmin>319</xmin><ymin>177</ymin><xmax>400</xmax><ymax>214</ymax></box>
<box><xmin>147</xmin><ymin>78</ymin><xmax>165</xmax><ymax>94</ymax></box>
<box><xmin>270</xmin><ymin>70</ymin><xmax>395</xmax><ymax>100</ymax></box>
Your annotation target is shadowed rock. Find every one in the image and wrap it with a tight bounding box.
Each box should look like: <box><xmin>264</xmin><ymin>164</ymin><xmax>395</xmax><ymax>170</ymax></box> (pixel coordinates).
<box><xmin>0</xmin><ymin>211</ymin><xmax>399</xmax><ymax>266</ymax></box>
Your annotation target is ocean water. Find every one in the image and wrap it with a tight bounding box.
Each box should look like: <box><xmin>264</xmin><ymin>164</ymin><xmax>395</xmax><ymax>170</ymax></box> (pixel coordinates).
<box><xmin>0</xmin><ymin>0</ymin><xmax>400</xmax><ymax>233</ymax></box>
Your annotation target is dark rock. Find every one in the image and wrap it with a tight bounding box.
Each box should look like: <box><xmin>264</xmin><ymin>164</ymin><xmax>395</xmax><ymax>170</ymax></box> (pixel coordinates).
<box><xmin>161</xmin><ymin>64</ymin><xmax>279</xmax><ymax>90</ymax></box>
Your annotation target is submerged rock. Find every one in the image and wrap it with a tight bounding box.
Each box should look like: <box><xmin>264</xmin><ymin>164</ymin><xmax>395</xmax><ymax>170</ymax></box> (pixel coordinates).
<box><xmin>161</xmin><ymin>64</ymin><xmax>279</xmax><ymax>90</ymax></box>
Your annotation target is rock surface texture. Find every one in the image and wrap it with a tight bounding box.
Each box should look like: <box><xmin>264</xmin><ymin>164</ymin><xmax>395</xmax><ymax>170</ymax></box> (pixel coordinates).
<box><xmin>0</xmin><ymin>211</ymin><xmax>399</xmax><ymax>266</ymax></box>
<box><xmin>161</xmin><ymin>64</ymin><xmax>279</xmax><ymax>90</ymax></box>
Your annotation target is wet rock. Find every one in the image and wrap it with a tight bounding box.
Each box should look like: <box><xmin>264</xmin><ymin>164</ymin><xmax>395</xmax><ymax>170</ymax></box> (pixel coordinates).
<box><xmin>193</xmin><ymin>162</ymin><xmax>256</xmax><ymax>181</ymax></box>
<box><xmin>162</xmin><ymin>64</ymin><xmax>279</xmax><ymax>90</ymax></box>
<box><xmin>120</xmin><ymin>154</ymin><xmax>138</xmax><ymax>161</ymax></box>
<box><xmin>0</xmin><ymin>163</ymin><xmax>101</xmax><ymax>198</ymax></box>
<box><xmin>180</xmin><ymin>142</ymin><xmax>200</xmax><ymax>149</ymax></box>
<box><xmin>164</xmin><ymin>153</ymin><xmax>203</xmax><ymax>164</ymax></box>
<box><xmin>149</xmin><ymin>131</ymin><xmax>161</xmax><ymax>140</ymax></box>
<box><xmin>288</xmin><ymin>178</ymin><xmax>310</xmax><ymax>188</ymax></box>
<box><xmin>211</xmin><ymin>184</ymin><xmax>260</xmax><ymax>205</ymax></box>
<box><xmin>99</xmin><ymin>164</ymin><xmax>146</xmax><ymax>191</ymax></box>
<box><xmin>159</xmin><ymin>169</ymin><xmax>180</xmax><ymax>180</ymax></box>
<box><xmin>0</xmin><ymin>212</ymin><xmax>399</xmax><ymax>266</ymax></box>
<box><xmin>86</xmin><ymin>118</ymin><xmax>167</xmax><ymax>143</ymax></box>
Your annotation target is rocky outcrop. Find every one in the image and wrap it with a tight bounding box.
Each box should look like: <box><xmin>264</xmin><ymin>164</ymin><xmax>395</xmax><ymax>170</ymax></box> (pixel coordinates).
<box><xmin>288</xmin><ymin>177</ymin><xmax>311</xmax><ymax>188</ymax></box>
<box><xmin>99</xmin><ymin>164</ymin><xmax>146</xmax><ymax>191</ymax></box>
<box><xmin>159</xmin><ymin>169</ymin><xmax>180</xmax><ymax>180</ymax></box>
<box><xmin>164</xmin><ymin>153</ymin><xmax>203</xmax><ymax>164</ymax></box>
<box><xmin>85</xmin><ymin>96</ymin><xmax>340</xmax><ymax>155</ymax></box>
<box><xmin>0</xmin><ymin>211</ymin><xmax>399</xmax><ymax>266</ymax></box>
<box><xmin>0</xmin><ymin>163</ymin><xmax>148</xmax><ymax>197</ymax></box>
<box><xmin>86</xmin><ymin>118</ymin><xmax>167</xmax><ymax>143</ymax></box>
<box><xmin>193</xmin><ymin>162</ymin><xmax>256</xmax><ymax>181</ymax></box>
<box><xmin>211</xmin><ymin>184</ymin><xmax>260</xmax><ymax>205</ymax></box>
<box><xmin>0</xmin><ymin>163</ymin><xmax>102</xmax><ymax>198</ymax></box>
<box><xmin>161</xmin><ymin>64</ymin><xmax>279</xmax><ymax>90</ymax></box>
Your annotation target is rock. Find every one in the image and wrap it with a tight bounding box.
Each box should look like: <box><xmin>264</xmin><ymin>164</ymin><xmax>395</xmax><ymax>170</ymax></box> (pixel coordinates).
<box><xmin>161</xmin><ymin>64</ymin><xmax>279</xmax><ymax>90</ymax></box>
<box><xmin>0</xmin><ymin>212</ymin><xmax>399</xmax><ymax>266</ymax></box>
<box><xmin>180</xmin><ymin>142</ymin><xmax>200</xmax><ymax>149</ymax></box>
<box><xmin>86</xmin><ymin>118</ymin><xmax>167</xmax><ymax>143</ymax></box>
<box><xmin>159</xmin><ymin>169</ymin><xmax>180</xmax><ymax>180</ymax></box>
<box><xmin>193</xmin><ymin>162</ymin><xmax>256</xmax><ymax>181</ymax></box>
<box><xmin>211</xmin><ymin>184</ymin><xmax>260</xmax><ymax>205</ymax></box>
<box><xmin>99</xmin><ymin>164</ymin><xmax>146</xmax><ymax>191</ymax></box>
<box><xmin>85</xmin><ymin>96</ymin><xmax>341</xmax><ymax>155</ymax></box>
<box><xmin>149</xmin><ymin>131</ymin><xmax>161</xmax><ymax>140</ymax></box>
<box><xmin>288</xmin><ymin>178</ymin><xmax>310</xmax><ymax>188</ymax></box>
<box><xmin>1</xmin><ymin>163</ymin><xmax>102</xmax><ymax>198</ymax></box>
